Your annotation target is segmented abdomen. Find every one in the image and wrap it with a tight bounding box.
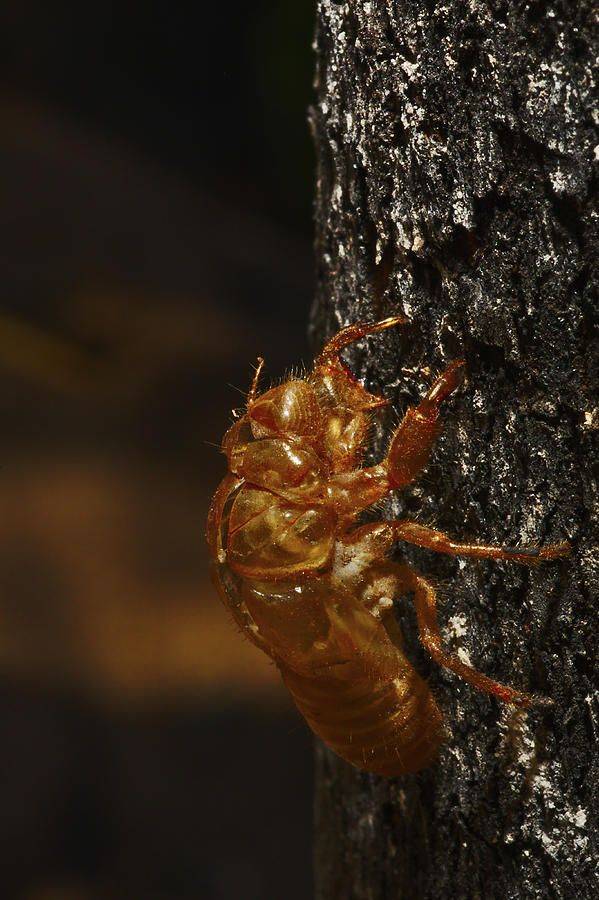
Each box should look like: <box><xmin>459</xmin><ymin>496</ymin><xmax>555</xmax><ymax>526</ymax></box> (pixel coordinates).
<box><xmin>280</xmin><ymin>662</ymin><xmax>442</xmax><ymax>777</ymax></box>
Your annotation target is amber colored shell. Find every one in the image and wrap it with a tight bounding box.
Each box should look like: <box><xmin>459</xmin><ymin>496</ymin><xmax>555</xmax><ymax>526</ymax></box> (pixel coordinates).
<box><xmin>206</xmin><ymin>318</ymin><xmax>444</xmax><ymax>776</ymax></box>
<box><xmin>207</xmin><ymin>318</ymin><xmax>569</xmax><ymax>776</ymax></box>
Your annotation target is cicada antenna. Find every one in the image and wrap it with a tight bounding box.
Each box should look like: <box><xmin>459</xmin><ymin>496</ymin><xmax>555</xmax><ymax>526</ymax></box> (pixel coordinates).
<box><xmin>248</xmin><ymin>357</ymin><xmax>265</xmax><ymax>407</ymax></box>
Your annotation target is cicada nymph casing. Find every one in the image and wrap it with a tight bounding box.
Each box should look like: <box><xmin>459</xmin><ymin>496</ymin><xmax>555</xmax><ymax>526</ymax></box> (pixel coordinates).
<box><xmin>207</xmin><ymin>319</ymin><xmax>569</xmax><ymax>776</ymax></box>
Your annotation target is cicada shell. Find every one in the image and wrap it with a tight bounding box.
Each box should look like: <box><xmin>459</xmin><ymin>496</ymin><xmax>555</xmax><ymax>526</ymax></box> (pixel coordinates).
<box><xmin>206</xmin><ymin>319</ymin><xmax>569</xmax><ymax>776</ymax></box>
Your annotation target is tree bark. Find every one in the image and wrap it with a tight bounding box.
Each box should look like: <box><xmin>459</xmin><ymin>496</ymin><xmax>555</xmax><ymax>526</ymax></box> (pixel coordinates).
<box><xmin>310</xmin><ymin>2</ymin><xmax>599</xmax><ymax>898</ymax></box>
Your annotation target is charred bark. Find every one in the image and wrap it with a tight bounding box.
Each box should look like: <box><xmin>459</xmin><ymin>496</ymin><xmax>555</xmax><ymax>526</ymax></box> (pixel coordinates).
<box><xmin>310</xmin><ymin>2</ymin><xmax>599</xmax><ymax>898</ymax></box>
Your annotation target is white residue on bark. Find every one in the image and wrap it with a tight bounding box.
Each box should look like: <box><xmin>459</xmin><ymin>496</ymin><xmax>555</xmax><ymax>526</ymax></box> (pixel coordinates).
<box><xmin>498</xmin><ymin>710</ymin><xmax>594</xmax><ymax>867</ymax></box>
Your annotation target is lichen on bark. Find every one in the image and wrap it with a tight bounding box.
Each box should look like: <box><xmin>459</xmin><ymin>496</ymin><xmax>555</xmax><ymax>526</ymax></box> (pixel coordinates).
<box><xmin>310</xmin><ymin>2</ymin><xmax>599</xmax><ymax>897</ymax></box>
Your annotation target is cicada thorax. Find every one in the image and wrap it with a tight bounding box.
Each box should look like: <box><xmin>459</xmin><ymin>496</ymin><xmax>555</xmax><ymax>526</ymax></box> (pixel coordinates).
<box><xmin>214</xmin><ymin>399</ymin><xmax>340</xmax><ymax>581</ymax></box>
<box><xmin>206</xmin><ymin>444</ymin><xmax>338</xmax><ymax>663</ymax></box>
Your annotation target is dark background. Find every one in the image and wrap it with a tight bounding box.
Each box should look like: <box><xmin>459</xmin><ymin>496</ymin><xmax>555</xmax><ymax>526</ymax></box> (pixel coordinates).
<box><xmin>0</xmin><ymin>2</ymin><xmax>316</xmax><ymax>898</ymax></box>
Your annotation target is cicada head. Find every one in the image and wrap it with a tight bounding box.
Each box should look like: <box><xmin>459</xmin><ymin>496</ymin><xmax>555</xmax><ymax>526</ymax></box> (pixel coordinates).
<box><xmin>248</xmin><ymin>379</ymin><xmax>324</xmax><ymax>441</ymax></box>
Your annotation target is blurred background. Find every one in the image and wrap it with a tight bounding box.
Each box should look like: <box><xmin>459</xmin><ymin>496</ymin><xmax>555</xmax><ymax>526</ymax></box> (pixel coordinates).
<box><xmin>0</xmin><ymin>2</ymin><xmax>316</xmax><ymax>897</ymax></box>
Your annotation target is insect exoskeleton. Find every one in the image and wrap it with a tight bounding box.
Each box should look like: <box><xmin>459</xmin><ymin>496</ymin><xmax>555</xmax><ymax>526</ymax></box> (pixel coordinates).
<box><xmin>206</xmin><ymin>317</ymin><xmax>569</xmax><ymax>777</ymax></box>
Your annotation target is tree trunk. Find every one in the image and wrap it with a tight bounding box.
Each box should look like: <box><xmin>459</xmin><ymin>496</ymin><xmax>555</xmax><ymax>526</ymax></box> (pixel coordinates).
<box><xmin>310</xmin><ymin>2</ymin><xmax>598</xmax><ymax>897</ymax></box>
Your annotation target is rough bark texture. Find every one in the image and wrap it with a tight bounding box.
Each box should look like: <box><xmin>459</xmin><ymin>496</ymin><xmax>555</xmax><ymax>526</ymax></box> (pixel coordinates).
<box><xmin>310</xmin><ymin>2</ymin><xmax>598</xmax><ymax>898</ymax></box>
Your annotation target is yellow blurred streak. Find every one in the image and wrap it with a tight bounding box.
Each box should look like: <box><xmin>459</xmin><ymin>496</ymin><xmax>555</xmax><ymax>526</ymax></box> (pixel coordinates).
<box><xmin>0</xmin><ymin>312</ymin><xmax>99</xmax><ymax>394</ymax></box>
<box><xmin>0</xmin><ymin>460</ymin><xmax>286</xmax><ymax>707</ymax></box>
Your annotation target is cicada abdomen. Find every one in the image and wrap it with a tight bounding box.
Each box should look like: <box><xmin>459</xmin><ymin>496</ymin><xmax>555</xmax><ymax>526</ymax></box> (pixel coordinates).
<box><xmin>280</xmin><ymin>658</ymin><xmax>442</xmax><ymax>777</ymax></box>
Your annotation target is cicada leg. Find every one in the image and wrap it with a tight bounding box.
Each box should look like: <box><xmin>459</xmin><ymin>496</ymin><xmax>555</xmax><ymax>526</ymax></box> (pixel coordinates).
<box><xmin>385</xmin><ymin>360</ymin><xmax>465</xmax><ymax>488</ymax></box>
<box><xmin>334</xmin><ymin>524</ymin><xmax>551</xmax><ymax>708</ymax></box>
<box><xmin>390</xmin><ymin>521</ymin><xmax>570</xmax><ymax>565</ymax></box>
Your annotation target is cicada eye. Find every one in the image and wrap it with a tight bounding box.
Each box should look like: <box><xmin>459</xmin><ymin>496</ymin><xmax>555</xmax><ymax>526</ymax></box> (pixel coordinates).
<box><xmin>222</xmin><ymin>419</ymin><xmax>255</xmax><ymax>472</ymax></box>
<box><xmin>250</xmin><ymin>380</ymin><xmax>322</xmax><ymax>437</ymax></box>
